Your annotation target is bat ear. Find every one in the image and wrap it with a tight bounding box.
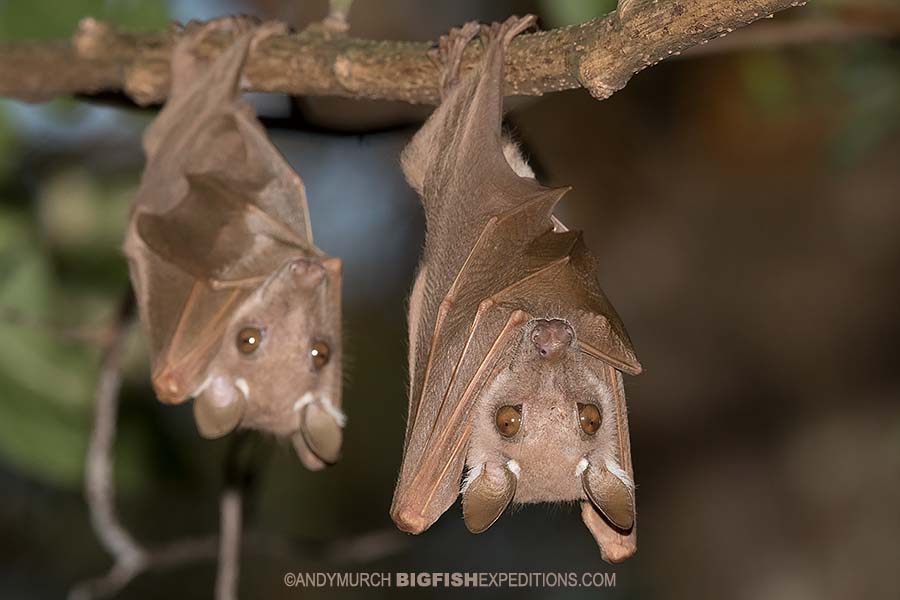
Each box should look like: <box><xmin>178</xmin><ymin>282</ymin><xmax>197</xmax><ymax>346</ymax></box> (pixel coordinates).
<box><xmin>292</xmin><ymin>397</ymin><xmax>344</xmax><ymax>467</ymax></box>
<box><xmin>581</xmin><ymin>460</ymin><xmax>635</xmax><ymax>530</ymax></box>
<box><xmin>462</xmin><ymin>462</ymin><xmax>517</xmax><ymax>533</ymax></box>
<box><xmin>192</xmin><ymin>376</ymin><xmax>246</xmax><ymax>439</ymax></box>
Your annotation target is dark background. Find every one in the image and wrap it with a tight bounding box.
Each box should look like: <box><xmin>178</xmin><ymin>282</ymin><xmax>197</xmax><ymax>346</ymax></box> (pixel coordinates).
<box><xmin>1</xmin><ymin>0</ymin><xmax>898</xmax><ymax>598</ymax></box>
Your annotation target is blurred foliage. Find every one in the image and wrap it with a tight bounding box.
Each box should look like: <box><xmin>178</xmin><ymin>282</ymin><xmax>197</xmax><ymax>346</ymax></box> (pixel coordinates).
<box><xmin>738</xmin><ymin>52</ymin><xmax>795</xmax><ymax>115</ymax></box>
<box><xmin>0</xmin><ymin>109</ymin><xmax>14</xmax><ymax>181</ymax></box>
<box><xmin>0</xmin><ymin>206</ymin><xmax>96</xmax><ymax>486</ymax></box>
<box><xmin>736</xmin><ymin>42</ymin><xmax>900</xmax><ymax>165</ymax></box>
<box><xmin>0</xmin><ymin>103</ymin><xmax>151</xmax><ymax>491</ymax></box>
<box><xmin>830</xmin><ymin>43</ymin><xmax>900</xmax><ymax>165</ymax></box>
<box><xmin>0</xmin><ymin>174</ymin><xmax>149</xmax><ymax>490</ymax></box>
<box><xmin>537</xmin><ymin>0</ymin><xmax>616</xmax><ymax>27</ymax></box>
<box><xmin>0</xmin><ymin>0</ymin><xmax>169</xmax><ymax>41</ymax></box>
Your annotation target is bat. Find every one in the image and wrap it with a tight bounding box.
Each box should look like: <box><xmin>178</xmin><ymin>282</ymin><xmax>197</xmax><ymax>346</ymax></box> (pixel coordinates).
<box><xmin>123</xmin><ymin>18</ymin><xmax>344</xmax><ymax>470</ymax></box>
<box><xmin>390</xmin><ymin>16</ymin><xmax>642</xmax><ymax>562</ymax></box>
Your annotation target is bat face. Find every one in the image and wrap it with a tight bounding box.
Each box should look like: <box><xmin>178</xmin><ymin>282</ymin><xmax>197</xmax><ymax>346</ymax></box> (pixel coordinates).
<box><xmin>463</xmin><ymin>319</ymin><xmax>635</xmax><ymax>532</ymax></box>
<box><xmin>192</xmin><ymin>257</ymin><xmax>344</xmax><ymax>469</ymax></box>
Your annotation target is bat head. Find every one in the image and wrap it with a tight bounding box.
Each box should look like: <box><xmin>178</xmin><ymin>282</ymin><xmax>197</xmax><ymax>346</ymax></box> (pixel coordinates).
<box><xmin>463</xmin><ymin>318</ymin><xmax>635</xmax><ymax>533</ymax></box>
<box><xmin>191</xmin><ymin>256</ymin><xmax>344</xmax><ymax>470</ymax></box>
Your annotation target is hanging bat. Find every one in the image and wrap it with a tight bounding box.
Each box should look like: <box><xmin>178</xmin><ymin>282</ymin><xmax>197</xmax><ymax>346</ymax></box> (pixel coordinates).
<box><xmin>390</xmin><ymin>16</ymin><xmax>642</xmax><ymax>562</ymax></box>
<box><xmin>123</xmin><ymin>18</ymin><xmax>344</xmax><ymax>470</ymax></box>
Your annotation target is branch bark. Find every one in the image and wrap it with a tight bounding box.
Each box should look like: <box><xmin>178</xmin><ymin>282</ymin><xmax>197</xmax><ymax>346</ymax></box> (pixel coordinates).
<box><xmin>0</xmin><ymin>0</ymin><xmax>805</xmax><ymax>106</ymax></box>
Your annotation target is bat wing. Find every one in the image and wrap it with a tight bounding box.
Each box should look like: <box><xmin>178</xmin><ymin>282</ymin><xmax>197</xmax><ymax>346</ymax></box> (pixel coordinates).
<box><xmin>497</xmin><ymin>233</ymin><xmax>642</xmax><ymax>376</ymax></box>
<box><xmin>131</xmin><ymin>172</ymin><xmax>312</xmax><ymax>404</ymax></box>
<box><xmin>126</xmin><ymin>25</ymin><xmax>316</xmax><ymax>404</ymax></box>
<box><xmin>136</xmin><ymin>172</ymin><xmax>307</xmax><ymax>284</ymax></box>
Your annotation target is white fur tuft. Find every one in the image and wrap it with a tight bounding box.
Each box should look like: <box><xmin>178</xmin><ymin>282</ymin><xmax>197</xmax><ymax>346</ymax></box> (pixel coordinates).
<box><xmin>190</xmin><ymin>375</ymin><xmax>212</xmax><ymax>398</ymax></box>
<box><xmin>506</xmin><ymin>459</ymin><xmax>521</xmax><ymax>479</ymax></box>
<box><xmin>574</xmin><ymin>457</ymin><xmax>589</xmax><ymax>477</ymax></box>
<box><xmin>320</xmin><ymin>396</ymin><xmax>347</xmax><ymax>428</ymax></box>
<box><xmin>604</xmin><ymin>458</ymin><xmax>634</xmax><ymax>490</ymax></box>
<box><xmin>293</xmin><ymin>392</ymin><xmax>314</xmax><ymax>413</ymax></box>
<box><xmin>234</xmin><ymin>377</ymin><xmax>250</xmax><ymax>401</ymax></box>
<box><xmin>502</xmin><ymin>141</ymin><xmax>535</xmax><ymax>179</ymax></box>
<box><xmin>461</xmin><ymin>463</ymin><xmax>484</xmax><ymax>493</ymax></box>
<box><xmin>292</xmin><ymin>392</ymin><xmax>346</xmax><ymax>428</ymax></box>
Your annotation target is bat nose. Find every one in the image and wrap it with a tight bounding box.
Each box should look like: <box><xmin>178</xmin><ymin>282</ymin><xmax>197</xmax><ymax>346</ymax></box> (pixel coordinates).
<box><xmin>531</xmin><ymin>319</ymin><xmax>574</xmax><ymax>360</ymax></box>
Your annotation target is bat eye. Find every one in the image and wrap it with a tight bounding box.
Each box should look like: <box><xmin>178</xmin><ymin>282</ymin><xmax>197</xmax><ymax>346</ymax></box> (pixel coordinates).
<box><xmin>310</xmin><ymin>341</ymin><xmax>330</xmax><ymax>369</ymax></box>
<box><xmin>578</xmin><ymin>403</ymin><xmax>602</xmax><ymax>435</ymax></box>
<box><xmin>495</xmin><ymin>405</ymin><xmax>522</xmax><ymax>437</ymax></box>
<box><xmin>236</xmin><ymin>327</ymin><xmax>263</xmax><ymax>354</ymax></box>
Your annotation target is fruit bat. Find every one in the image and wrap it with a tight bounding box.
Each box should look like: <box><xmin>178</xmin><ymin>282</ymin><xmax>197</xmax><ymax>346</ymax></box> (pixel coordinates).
<box><xmin>123</xmin><ymin>18</ymin><xmax>344</xmax><ymax>470</ymax></box>
<box><xmin>390</xmin><ymin>16</ymin><xmax>642</xmax><ymax>562</ymax></box>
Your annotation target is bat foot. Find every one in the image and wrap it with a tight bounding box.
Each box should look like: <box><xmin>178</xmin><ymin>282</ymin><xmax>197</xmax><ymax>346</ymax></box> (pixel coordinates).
<box><xmin>435</xmin><ymin>21</ymin><xmax>480</xmax><ymax>98</ymax></box>
<box><xmin>177</xmin><ymin>16</ymin><xmax>286</xmax><ymax>66</ymax></box>
<box><xmin>480</xmin><ymin>15</ymin><xmax>537</xmax><ymax>49</ymax></box>
<box><xmin>249</xmin><ymin>20</ymin><xmax>290</xmax><ymax>53</ymax></box>
<box><xmin>185</xmin><ymin>15</ymin><xmax>261</xmax><ymax>37</ymax></box>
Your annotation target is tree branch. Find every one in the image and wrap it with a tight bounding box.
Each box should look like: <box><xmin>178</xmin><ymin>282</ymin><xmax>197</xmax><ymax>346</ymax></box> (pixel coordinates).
<box><xmin>0</xmin><ymin>0</ymin><xmax>805</xmax><ymax>106</ymax></box>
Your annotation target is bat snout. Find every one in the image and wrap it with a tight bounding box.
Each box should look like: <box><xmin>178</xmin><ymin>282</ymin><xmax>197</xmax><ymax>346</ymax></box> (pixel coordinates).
<box><xmin>530</xmin><ymin>319</ymin><xmax>574</xmax><ymax>360</ymax></box>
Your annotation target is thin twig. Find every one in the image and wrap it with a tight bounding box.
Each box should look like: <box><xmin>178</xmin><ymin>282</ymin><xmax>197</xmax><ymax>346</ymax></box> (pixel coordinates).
<box><xmin>216</xmin><ymin>490</ymin><xmax>242</xmax><ymax>600</ymax></box>
<box><xmin>70</xmin><ymin>292</ymin><xmax>144</xmax><ymax>600</ymax></box>
<box><xmin>0</xmin><ymin>0</ymin><xmax>806</xmax><ymax>105</ymax></box>
<box><xmin>214</xmin><ymin>431</ymin><xmax>262</xmax><ymax>600</ymax></box>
